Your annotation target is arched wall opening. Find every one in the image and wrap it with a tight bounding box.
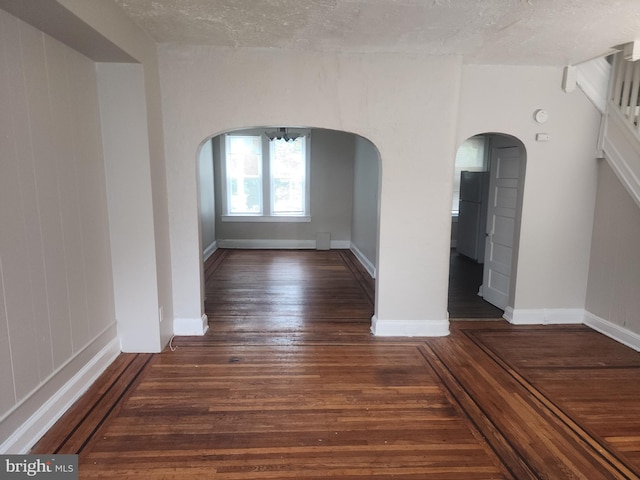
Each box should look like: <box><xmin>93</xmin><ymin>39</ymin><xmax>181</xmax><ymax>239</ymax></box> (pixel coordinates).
<box><xmin>190</xmin><ymin>126</ymin><xmax>382</xmax><ymax>335</ymax></box>
<box><xmin>448</xmin><ymin>132</ymin><xmax>527</xmax><ymax>319</ymax></box>
<box><xmin>161</xmin><ymin>49</ymin><xmax>462</xmax><ymax>340</ymax></box>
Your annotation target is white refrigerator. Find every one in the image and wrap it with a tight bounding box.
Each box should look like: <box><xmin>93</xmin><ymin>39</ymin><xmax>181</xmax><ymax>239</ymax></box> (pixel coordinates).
<box><xmin>457</xmin><ymin>171</ymin><xmax>489</xmax><ymax>262</ymax></box>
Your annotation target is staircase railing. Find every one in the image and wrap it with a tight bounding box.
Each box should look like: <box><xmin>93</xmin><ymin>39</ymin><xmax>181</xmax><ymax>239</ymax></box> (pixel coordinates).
<box><xmin>610</xmin><ymin>53</ymin><xmax>640</xmax><ymax>133</ymax></box>
<box><xmin>602</xmin><ymin>51</ymin><xmax>640</xmax><ymax>208</ymax></box>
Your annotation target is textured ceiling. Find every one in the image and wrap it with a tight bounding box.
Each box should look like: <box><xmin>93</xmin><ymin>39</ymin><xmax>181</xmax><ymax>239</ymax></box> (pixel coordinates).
<box><xmin>113</xmin><ymin>0</ymin><xmax>640</xmax><ymax>65</ymax></box>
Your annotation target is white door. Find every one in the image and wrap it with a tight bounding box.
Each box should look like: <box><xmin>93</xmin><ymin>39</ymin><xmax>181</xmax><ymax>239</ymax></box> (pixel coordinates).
<box><xmin>482</xmin><ymin>138</ymin><xmax>524</xmax><ymax>310</ymax></box>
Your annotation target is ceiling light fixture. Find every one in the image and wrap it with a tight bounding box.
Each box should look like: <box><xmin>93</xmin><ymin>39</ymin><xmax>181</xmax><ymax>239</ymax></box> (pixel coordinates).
<box><xmin>265</xmin><ymin>127</ymin><xmax>301</xmax><ymax>142</ymax></box>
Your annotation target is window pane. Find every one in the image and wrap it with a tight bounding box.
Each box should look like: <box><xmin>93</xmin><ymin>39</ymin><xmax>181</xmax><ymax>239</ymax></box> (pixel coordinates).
<box><xmin>270</xmin><ymin>137</ymin><xmax>306</xmax><ymax>215</ymax></box>
<box><xmin>452</xmin><ymin>136</ymin><xmax>486</xmax><ymax>214</ymax></box>
<box><xmin>226</xmin><ymin>135</ymin><xmax>262</xmax><ymax>214</ymax></box>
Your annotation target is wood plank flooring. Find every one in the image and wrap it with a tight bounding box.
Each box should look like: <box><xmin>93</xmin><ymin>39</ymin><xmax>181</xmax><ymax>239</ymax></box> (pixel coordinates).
<box><xmin>448</xmin><ymin>249</ymin><xmax>504</xmax><ymax>319</ymax></box>
<box><xmin>32</xmin><ymin>249</ymin><xmax>640</xmax><ymax>479</ymax></box>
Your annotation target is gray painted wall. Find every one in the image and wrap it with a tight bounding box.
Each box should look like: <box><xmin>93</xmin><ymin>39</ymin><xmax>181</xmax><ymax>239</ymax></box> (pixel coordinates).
<box><xmin>198</xmin><ymin>138</ymin><xmax>216</xmax><ymax>257</ymax></box>
<box><xmin>213</xmin><ymin>128</ymin><xmax>356</xmax><ymax>247</ymax></box>
<box><xmin>586</xmin><ymin>160</ymin><xmax>640</xmax><ymax>335</ymax></box>
<box><xmin>351</xmin><ymin>136</ymin><xmax>380</xmax><ymax>274</ymax></box>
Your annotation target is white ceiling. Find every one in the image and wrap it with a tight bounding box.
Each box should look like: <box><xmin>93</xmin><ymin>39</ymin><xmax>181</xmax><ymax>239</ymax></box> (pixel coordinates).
<box><xmin>112</xmin><ymin>0</ymin><xmax>640</xmax><ymax>65</ymax></box>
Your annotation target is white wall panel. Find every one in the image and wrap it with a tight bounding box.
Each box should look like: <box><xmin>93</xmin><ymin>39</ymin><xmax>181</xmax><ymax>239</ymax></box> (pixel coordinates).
<box><xmin>0</xmin><ymin>11</ymin><xmax>45</xmax><ymax>395</ymax></box>
<box><xmin>0</xmin><ymin>8</ymin><xmax>117</xmax><ymax>445</ymax></box>
<box><xmin>0</xmin><ymin>27</ymin><xmax>18</xmax><ymax>411</ymax></box>
<box><xmin>0</xmin><ymin>332</ymin><xmax>15</xmax><ymax>416</ymax></box>
<box><xmin>44</xmin><ymin>36</ymin><xmax>89</xmax><ymax>351</ymax></box>
<box><xmin>19</xmin><ymin>19</ymin><xmax>62</xmax><ymax>376</ymax></box>
<box><xmin>586</xmin><ymin>160</ymin><xmax>640</xmax><ymax>336</ymax></box>
<box><xmin>65</xmin><ymin>48</ymin><xmax>115</xmax><ymax>340</ymax></box>
<box><xmin>59</xmin><ymin>0</ymin><xmax>175</xmax><ymax>348</ymax></box>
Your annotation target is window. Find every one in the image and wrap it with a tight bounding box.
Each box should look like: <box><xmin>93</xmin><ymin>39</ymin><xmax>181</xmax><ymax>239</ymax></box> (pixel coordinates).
<box><xmin>451</xmin><ymin>136</ymin><xmax>487</xmax><ymax>214</ymax></box>
<box><xmin>270</xmin><ymin>137</ymin><xmax>306</xmax><ymax>215</ymax></box>
<box><xmin>222</xmin><ymin>130</ymin><xmax>310</xmax><ymax>221</ymax></box>
<box><xmin>225</xmin><ymin>135</ymin><xmax>263</xmax><ymax>214</ymax></box>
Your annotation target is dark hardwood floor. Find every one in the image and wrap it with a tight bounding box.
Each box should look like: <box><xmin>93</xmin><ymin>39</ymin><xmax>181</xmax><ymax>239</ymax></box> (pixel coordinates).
<box><xmin>448</xmin><ymin>249</ymin><xmax>504</xmax><ymax>319</ymax></box>
<box><xmin>32</xmin><ymin>249</ymin><xmax>640</xmax><ymax>479</ymax></box>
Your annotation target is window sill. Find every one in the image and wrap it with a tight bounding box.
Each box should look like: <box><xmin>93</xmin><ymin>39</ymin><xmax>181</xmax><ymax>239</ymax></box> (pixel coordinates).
<box><xmin>222</xmin><ymin>215</ymin><xmax>311</xmax><ymax>223</ymax></box>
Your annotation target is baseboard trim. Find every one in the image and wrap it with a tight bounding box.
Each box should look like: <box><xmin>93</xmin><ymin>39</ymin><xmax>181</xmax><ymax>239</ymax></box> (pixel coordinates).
<box><xmin>0</xmin><ymin>325</ymin><xmax>119</xmax><ymax>453</ymax></box>
<box><xmin>504</xmin><ymin>307</ymin><xmax>584</xmax><ymax>325</ymax></box>
<box><xmin>350</xmin><ymin>243</ymin><xmax>376</xmax><ymax>278</ymax></box>
<box><xmin>584</xmin><ymin>311</ymin><xmax>640</xmax><ymax>352</ymax></box>
<box><xmin>371</xmin><ymin>316</ymin><xmax>450</xmax><ymax>337</ymax></box>
<box><xmin>218</xmin><ymin>239</ymin><xmax>316</xmax><ymax>249</ymax></box>
<box><xmin>217</xmin><ymin>239</ymin><xmax>351</xmax><ymax>250</ymax></box>
<box><xmin>203</xmin><ymin>241</ymin><xmax>218</xmax><ymax>261</ymax></box>
<box><xmin>173</xmin><ymin>314</ymin><xmax>209</xmax><ymax>336</ymax></box>
<box><xmin>503</xmin><ymin>307</ymin><xmax>514</xmax><ymax>322</ymax></box>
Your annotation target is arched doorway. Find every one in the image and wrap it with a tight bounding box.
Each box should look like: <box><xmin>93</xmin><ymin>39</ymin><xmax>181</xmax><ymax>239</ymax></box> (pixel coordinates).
<box><xmin>195</xmin><ymin>127</ymin><xmax>382</xmax><ymax>332</ymax></box>
<box><xmin>448</xmin><ymin>133</ymin><xmax>526</xmax><ymax>318</ymax></box>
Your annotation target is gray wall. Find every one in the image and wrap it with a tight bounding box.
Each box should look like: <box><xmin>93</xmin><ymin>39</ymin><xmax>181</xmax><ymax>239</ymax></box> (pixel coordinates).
<box><xmin>0</xmin><ymin>10</ymin><xmax>116</xmax><ymax>443</ymax></box>
<box><xmin>198</xmin><ymin>138</ymin><xmax>216</xmax><ymax>257</ymax></box>
<box><xmin>586</xmin><ymin>160</ymin><xmax>640</xmax><ymax>335</ymax></box>
<box><xmin>214</xmin><ymin>128</ymin><xmax>356</xmax><ymax>247</ymax></box>
<box><xmin>351</xmin><ymin>136</ymin><xmax>380</xmax><ymax>275</ymax></box>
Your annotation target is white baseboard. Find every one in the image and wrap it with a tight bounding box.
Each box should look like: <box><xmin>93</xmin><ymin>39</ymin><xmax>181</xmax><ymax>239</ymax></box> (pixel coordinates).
<box><xmin>498</xmin><ymin>307</ymin><xmax>640</xmax><ymax>352</ymax></box>
<box><xmin>203</xmin><ymin>241</ymin><xmax>218</xmax><ymax>261</ymax></box>
<box><xmin>584</xmin><ymin>311</ymin><xmax>640</xmax><ymax>352</ymax></box>
<box><xmin>0</xmin><ymin>325</ymin><xmax>119</xmax><ymax>453</ymax></box>
<box><xmin>218</xmin><ymin>239</ymin><xmax>316</xmax><ymax>249</ymax></box>
<box><xmin>371</xmin><ymin>316</ymin><xmax>450</xmax><ymax>337</ymax></box>
<box><xmin>173</xmin><ymin>314</ymin><xmax>209</xmax><ymax>336</ymax></box>
<box><xmin>216</xmin><ymin>239</ymin><xmax>351</xmax><ymax>250</ymax></box>
<box><xmin>503</xmin><ymin>307</ymin><xmax>584</xmax><ymax>325</ymax></box>
<box><xmin>349</xmin><ymin>243</ymin><xmax>376</xmax><ymax>278</ymax></box>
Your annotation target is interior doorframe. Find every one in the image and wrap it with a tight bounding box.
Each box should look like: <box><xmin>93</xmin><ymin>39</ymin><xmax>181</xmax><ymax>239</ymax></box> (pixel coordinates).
<box><xmin>448</xmin><ymin>132</ymin><xmax>527</xmax><ymax>317</ymax></box>
<box><xmin>195</xmin><ymin>127</ymin><xmax>383</xmax><ymax>332</ymax></box>
<box><xmin>482</xmin><ymin>134</ymin><xmax>527</xmax><ymax>310</ymax></box>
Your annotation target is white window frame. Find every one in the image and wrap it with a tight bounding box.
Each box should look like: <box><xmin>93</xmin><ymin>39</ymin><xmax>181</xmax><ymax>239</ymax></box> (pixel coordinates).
<box><xmin>269</xmin><ymin>137</ymin><xmax>307</xmax><ymax>216</ymax></box>
<box><xmin>221</xmin><ymin>129</ymin><xmax>311</xmax><ymax>222</ymax></box>
<box><xmin>224</xmin><ymin>134</ymin><xmax>264</xmax><ymax>215</ymax></box>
